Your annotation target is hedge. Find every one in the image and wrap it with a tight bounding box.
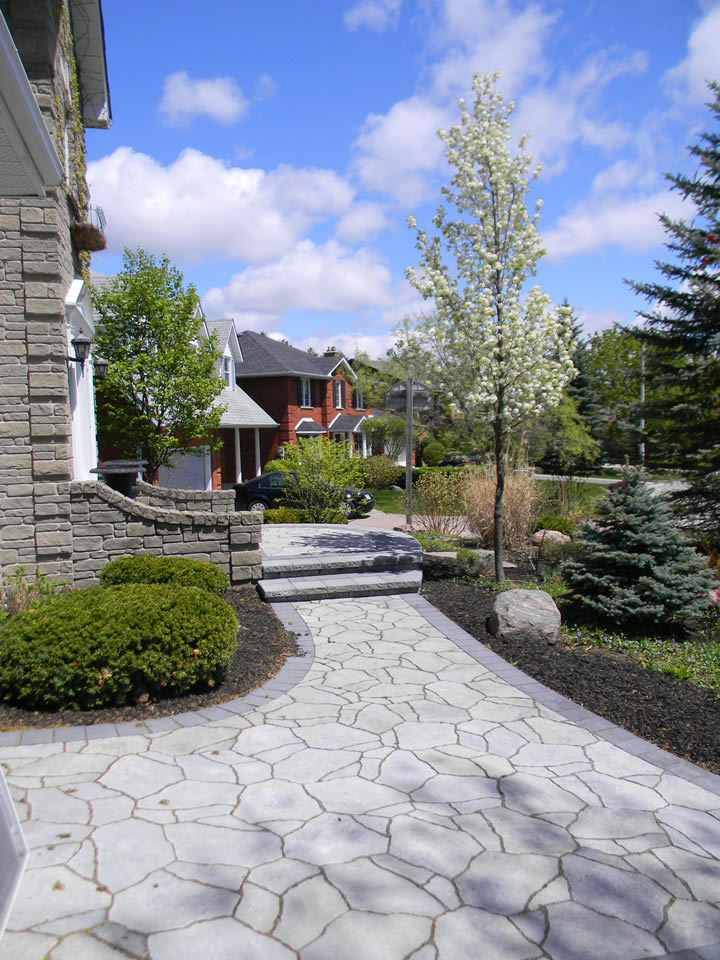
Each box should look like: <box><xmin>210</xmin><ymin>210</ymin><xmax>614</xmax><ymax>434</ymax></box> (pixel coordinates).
<box><xmin>0</xmin><ymin>584</ymin><xmax>239</xmax><ymax>710</ymax></box>
<box><xmin>100</xmin><ymin>553</ymin><xmax>229</xmax><ymax>595</ymax></box>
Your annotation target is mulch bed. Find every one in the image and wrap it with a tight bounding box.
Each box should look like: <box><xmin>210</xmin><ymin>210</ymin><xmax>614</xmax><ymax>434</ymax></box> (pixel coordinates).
<box><xmin>0</xmin><ymin>587</ymin><xmax>301</xmax><ymax>732</ymax></box>
<box><xmin>422</xmin><ymin>579</ymin><xmax>720</xmax><ymax>777</ymax></box>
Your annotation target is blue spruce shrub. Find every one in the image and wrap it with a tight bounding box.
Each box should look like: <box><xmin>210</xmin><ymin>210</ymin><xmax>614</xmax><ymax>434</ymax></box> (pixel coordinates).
<box><xmin>562</xmin><ymin>467</ymin><xmax>713</xmax><ymax>627</ymax></box>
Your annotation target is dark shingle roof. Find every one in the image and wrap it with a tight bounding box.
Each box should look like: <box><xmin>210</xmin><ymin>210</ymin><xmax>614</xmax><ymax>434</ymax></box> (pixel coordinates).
<box><xmin>236</xmin><ymin>331</ymin><xmax>354</xmax><ymax>379</ymax></box>
<box><xmin>329</xmin><ymin>414</ymin><xmax>367</xmax><ymax>432</ymax></box>
<box><xmin>294</xmin><ymin>418</ymin><xmax>328</xmax><ymax>435</ymax></box>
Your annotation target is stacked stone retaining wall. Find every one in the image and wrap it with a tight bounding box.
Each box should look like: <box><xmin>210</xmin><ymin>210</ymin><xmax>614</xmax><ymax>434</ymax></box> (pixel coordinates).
<box><xmin>135</xmin><ymin>480</ymin><xmax>235</xmax><ymax>514</ymax></box>
<box><xmin>68</xmin><ymin>482</ymin><xmax>262</xmax><ymax>586</ymax></box>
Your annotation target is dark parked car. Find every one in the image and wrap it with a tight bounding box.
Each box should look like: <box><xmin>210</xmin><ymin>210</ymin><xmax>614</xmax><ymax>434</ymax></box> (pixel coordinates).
<box><xmin>233</xmin><ymin>471</ymin><xmax>375</xmax><ymax>518</ymax></box>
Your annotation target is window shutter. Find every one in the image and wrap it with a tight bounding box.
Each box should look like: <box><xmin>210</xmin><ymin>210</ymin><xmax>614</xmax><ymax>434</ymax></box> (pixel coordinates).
<box><xmin>341</xmin><ymin>380</ymin><xmax>346</xmax><ymax>408</ymax></box>
<box><xmin>296</xmin><ymin>378</ymin><xmax>302</xmax><ymax>406</ymax></box>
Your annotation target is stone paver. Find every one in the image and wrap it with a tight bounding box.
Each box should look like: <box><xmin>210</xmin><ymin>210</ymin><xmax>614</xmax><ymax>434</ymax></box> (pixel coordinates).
<box><xmin>2</xmin><ymin>590</ymin><xmax>720</xmax><ymax>959</ymax></box>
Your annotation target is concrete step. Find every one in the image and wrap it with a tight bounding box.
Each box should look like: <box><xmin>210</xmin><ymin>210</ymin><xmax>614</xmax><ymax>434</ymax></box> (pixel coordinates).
<box><xmin>262</xmin><ymin>550</ymin><xmax>422</xmax><ymax>579</ymax></box>
<box><xmin>258</xmin><ymin>569</ymin><xmax>422</xmax><ymax>602</ymax></box>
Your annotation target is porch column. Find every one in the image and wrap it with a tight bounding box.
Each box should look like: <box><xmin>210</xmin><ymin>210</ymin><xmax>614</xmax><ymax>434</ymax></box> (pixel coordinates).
<box><xmin>235</xmin><ymin>428</ymin><xmax>242</xmax><ymax>483</ymax></box>
<box><xmin>254</xmin><ymin>428</ymin><xmax>261</xmax><ymax>476</ymax></box>
<box><xmin>362</xmin><ymin>430</ymin><xmax>368</xmax><ymax>458</ymax></box>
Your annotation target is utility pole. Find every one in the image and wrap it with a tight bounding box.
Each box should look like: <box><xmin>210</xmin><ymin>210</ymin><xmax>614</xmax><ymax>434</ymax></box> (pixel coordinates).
<box><xmin>639</xmin><ymin>343</ymin><xmax>646</xmax><ymax>466</ymax></box>
<box><xmin>405</xmin><ymin>375</ymin><xmax>414</xmax><ymax>527</ymax></box>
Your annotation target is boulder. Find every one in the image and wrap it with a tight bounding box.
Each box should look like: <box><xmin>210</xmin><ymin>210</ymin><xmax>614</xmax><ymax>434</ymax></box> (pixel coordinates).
<box><xmin>531</xmin><ymin>529</ymin><xmax>571</xmax><ymax>547</ymax></box>
<box><xmin>488</xmin><ymin>589</ymin><xmax>561</xmax><ymax>645</ymax></box>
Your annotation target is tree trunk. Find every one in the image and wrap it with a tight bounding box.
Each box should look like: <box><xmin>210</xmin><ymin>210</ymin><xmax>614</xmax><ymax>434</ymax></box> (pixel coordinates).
<box><xmin>493</xmin><ymin>417</ymin><xmax>505</xmax><ymax>581</ymax></box>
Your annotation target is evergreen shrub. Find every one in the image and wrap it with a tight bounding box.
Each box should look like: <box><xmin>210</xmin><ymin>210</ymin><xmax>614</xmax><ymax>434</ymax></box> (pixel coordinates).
<box><xmin>100</xmin><ymin>554</ymin><xmax>228</xmax><ymax>595</ymax></box>
<box><xmin>361</xmin><ymin>455</ymin><xmax>402</xmax><ymax>489</ymax></box>
<box><xmin>0</xmin><ymin>584</ymin><xmax>239</xmax><ymax>710</ymax></box>
<box><xmin>562</xmin><ymin>467</ymin><xmax>714</xmax><ymax>627</ymax></box>
<box><xmin>421</xmin><ymin>440</ymin><xmax>445</xmax><ymax>466</ymax></box>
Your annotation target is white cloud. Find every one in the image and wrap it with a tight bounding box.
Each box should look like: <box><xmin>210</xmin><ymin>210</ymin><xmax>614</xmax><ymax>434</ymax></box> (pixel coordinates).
<box><xmin>336</xmin><ymin>202</ymin><xmax>392</xmax><ymax>242</ymax></box>
<box><xmin>344</xmin><ymin>0</ymin><xmax>401</xmax><ymax>32</ymax></box>
<box><xmin>544</xmin><ymin>190</ymin><xmax>694</xmax><ymax>260</ymax></box>
<box><xmin>512</xmin><ymin>51</ymin><xmax>647</xmax><ymax>176</ymax></box>
<box><xmin>352</xmin><ymin>96</ymin><xmax>449</xmax><ymax>205</ymax></box>
<box><xmin>202</xmin><ymin>239</ymin><xmax>397</xmax><ymax>317</ymax></box>
<box><xmin>270</xmin><ymin>330</ymin><xmax>398</xmax><ymax>360</ymax></box>
<box><xmin>664</xmin><ymin>3</ymin><xmax>720</xmax><ymax>103</ymax></box>
<box><xmin>591</xmin><ymin>158</ymin><xmax>656</xmax><ymax>194</ymax></box>
<box><xmin>574</xmin><ymin>308</ymin><xmax>629</xmax><ymax>337</ymax></box>
<box><xmin>255</xmin><ymin>73</ymin><xmax>277</xmax><ymax>100</ymax></box>
<box><xmin>88</xmin><ymin>148</ymin><xmax>354</xmax><ymax>263</ymax></box>
<box><xmin>159</xmin><ymin>72</ymin><xmax>248</xmax><ymax>126</ymax></box>
<box><xmin>429</xmin><ymin>0</ymin><xmax>556</xmax><ymax>100</ymax></box>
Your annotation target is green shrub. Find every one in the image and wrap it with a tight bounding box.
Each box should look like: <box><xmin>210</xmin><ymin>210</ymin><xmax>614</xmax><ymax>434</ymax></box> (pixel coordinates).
<box><xmin>1</xmin><ymin>566</ymin><xmax>67</xmax><ymax>622</ymax></box>
<box><xmin>535</xmin><ymin>514</ymin><xmax>576</xmax><ymax>536</ymax></box>
<box><xmin>421</xmin><ymin>440</ymin><xmax>445</xmax><ymax>466</ymax></box>
<box><xmin>361</xmin><ymin>455</ymin><xmax>401</xmax><ymax>489</ymax></box>
<box><xmin>0</xmin><ymin>584</ymin><xmax>239</xmax><ymax>710</ymax></box>
<box><xmin>263</xmin><ymin>459</ymin><xmax>287</xmax><ymax>473</ymax></box>
<box><xmin>413</xmin><ymin>471</ymin><xmax>466</xmax><ymax>535</ymax></box>
<box><xmin>262</xmin><ymin>506</ymin><xmax>305</xmax><ymax>523</ymax></box>
<box><xmin>412</xmin><ymin>466</ymin><xmax>465</xmax><ymax>483</ymax></box>
<box><xmin>412</xmin><ymin>530</ymin><xmax>458</xmax><ymax>552</ymax></box>
<box><xmin>262</xmin><ymin>507</ymin><xmax>348</xmax><ymax>524</ymax></box>
<box><xmin>100</xmin><ymin>554</ymin><xmax>228</xmax><ymax>595</ymax></box>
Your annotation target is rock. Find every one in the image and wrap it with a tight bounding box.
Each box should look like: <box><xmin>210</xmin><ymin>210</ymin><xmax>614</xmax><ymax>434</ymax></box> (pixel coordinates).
<box><xmin>488</xmin><ymin>589</ymin><xmax>561</xmax><ymax>645</ymax></box>
<box><xmin>531</xmin><ymin>529</ymin><xmax>571</xmax><ymax>547</ymax></box>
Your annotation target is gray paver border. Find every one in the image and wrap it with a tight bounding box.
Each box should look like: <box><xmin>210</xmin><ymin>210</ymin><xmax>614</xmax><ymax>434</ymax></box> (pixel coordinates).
<box><xmin>402</xmin><ymin>593</ymin><xmax>720</xmax><ymax>797</ymax></box>
<box><xmin>0</xmin><ymin>600</ymin><xmax>314</xmax><ymax>747</ymax></box>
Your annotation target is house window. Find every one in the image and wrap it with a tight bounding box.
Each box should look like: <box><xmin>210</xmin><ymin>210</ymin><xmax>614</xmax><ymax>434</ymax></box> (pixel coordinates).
<box><xmin>352</xmin><ymin>388</ymin><xmax>365</xmax><ymax>409</ymax></box>
<box><xmin>298</xmin><ymin>377</ymin><xmax>312</xmax><ymax>407</ymax></box>
<box><xmin>222</xmin><ymin>355</ymin><xmax>234</xmax><ymax>389</ymax></box>
<box><xmin>333</xmin><ymin>379</ymin><xmax>346</xmax><ymax>409</ymax></box>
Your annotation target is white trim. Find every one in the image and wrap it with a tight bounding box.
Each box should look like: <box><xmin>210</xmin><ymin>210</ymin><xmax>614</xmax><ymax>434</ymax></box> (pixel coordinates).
<box><xmin>254</xmin><ymin>428</ymin><xmax>261</xmax><ymax>477</ymax></box>
<box><xmin>326</xmin><ymin>356</ymin><xmax>357</xmax><ymax>380</ymax></box>
<box><xmin>0</xmin><ymin>12</ymin><xmax>63</xmax><ymax>195</ymax></box>
<box><xmin>234</xmin><ymin>428</ymin><xmax>242</xmax><ymax>483</ymax></box>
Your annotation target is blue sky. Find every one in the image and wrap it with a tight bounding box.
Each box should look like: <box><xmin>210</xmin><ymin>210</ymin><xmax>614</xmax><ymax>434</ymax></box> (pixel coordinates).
<box><xmin>86</xmin><ymin>0</ymin><xmax>720</xmax><ymax>357</ymax></box>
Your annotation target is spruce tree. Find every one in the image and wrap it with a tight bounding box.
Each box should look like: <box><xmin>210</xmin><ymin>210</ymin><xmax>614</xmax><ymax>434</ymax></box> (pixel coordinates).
<box><xmin>628</xmin><ymin>82</ymin><xmax>720</xmax><ymax>538</ymax></box>
<box><xmin>562</xmin><ymin>467</ymin><xmax>713</xmax><ymax>627</ymax></box>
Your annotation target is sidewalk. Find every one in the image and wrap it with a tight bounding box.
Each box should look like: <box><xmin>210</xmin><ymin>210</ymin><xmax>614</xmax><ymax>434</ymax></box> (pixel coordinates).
<box><xmin>1</xmin><ymin>590</ymin><xmax>720</xmax><ymax>959</ymax></box>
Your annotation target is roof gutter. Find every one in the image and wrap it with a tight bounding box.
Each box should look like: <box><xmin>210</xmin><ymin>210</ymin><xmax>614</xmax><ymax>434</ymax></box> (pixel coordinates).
<box><xmin>68</xmin><ymin>0</ymin><xmax>112</xmax><ymax>128</ymax></box>
<box><xmin>0</xmin><ymin>12</ymin><xmax>63</xmax><ymax>195</ymax></box>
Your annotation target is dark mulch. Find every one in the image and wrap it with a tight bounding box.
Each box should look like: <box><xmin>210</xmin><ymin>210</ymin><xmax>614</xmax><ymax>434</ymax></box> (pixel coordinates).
<box><xmin>0</xmin><ymin>587</ymin><xmax>301</xmax><ymax>732</ymax></box>
<box><xmin>422</xmin><ymin>579</ymin><xmax>720</xmax><ymax>777</ymax></box>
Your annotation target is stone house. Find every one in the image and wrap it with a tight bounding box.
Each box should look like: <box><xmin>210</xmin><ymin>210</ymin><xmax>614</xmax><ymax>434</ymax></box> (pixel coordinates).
<box><xmin>0</xmin><ymin>2</ymin><xmax>263</xmax><ymax>589</ymax></box>
<box><xmin>0</xmin><ymin>0</ymin><xmax>111</xmax><ymax>583</ymax></box>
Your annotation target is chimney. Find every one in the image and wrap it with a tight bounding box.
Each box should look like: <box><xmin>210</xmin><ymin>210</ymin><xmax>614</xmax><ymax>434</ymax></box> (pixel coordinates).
<box><xmin>324</xmin><ymin>346</ymin><xmax>340</xmax><ymax>357</ymax></box>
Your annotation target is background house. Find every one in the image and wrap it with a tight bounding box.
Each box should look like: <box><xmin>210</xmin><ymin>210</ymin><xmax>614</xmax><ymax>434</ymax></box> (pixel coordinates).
<box><xmin>234</xmin><ymin>332</ymin><xmax>374</xmax><ymax>470</ymax></box>
<box><xmin>0</xmin><ymin>0</ymin><xmax>111</xmax><ymax>582</ymax></box>
<box><xmin>157</xmin><ymin>318</ymin><xmax>278</xmax><ymax>490</ymax></box>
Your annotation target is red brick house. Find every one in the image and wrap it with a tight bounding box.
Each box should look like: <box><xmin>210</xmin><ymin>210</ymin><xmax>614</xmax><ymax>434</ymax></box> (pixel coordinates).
<box><xmin>234</xmin><ymin>331</ymin><xmax>373</xmax><ymax>475</ymax></box>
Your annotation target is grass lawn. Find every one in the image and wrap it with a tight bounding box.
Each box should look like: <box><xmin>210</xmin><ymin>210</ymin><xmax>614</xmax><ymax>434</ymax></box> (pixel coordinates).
<box><xmin>368</xmin><ymin>487</ymin><xmax>405</xmax><ymax>513</ymax></box>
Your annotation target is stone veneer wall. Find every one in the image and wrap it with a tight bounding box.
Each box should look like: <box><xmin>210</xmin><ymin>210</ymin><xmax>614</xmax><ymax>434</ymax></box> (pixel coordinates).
<box><xmin>0</xmin><ymin>0</ymin><xmax>89</xmax><ymax>584</ymax></box>
<box><xmin>135</xmin><ymin>480</ymin><xmax>235</xmax><ymax>515</ymax></box>
<box><xmin>68</xmin><ymin>482</ymin><xmax>262</xmax><ymax>587</ymax></box>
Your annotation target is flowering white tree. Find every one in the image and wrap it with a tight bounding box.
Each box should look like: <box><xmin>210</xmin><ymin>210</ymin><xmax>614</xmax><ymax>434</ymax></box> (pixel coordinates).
<box><xmin>405</xmin><ymin>72</ymin><xmax>575</xmax><ymax>579</ymax></box>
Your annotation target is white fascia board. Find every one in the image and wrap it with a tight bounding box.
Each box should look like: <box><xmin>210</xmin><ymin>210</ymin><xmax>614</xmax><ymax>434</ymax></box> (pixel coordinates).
<box><xmin>65</xmin><ymin>277</ymin><xmax>95</xmax><ymax>338</ymax></box>
<box><xmin>328</xmin><ymin>357</ymin><xmax>357</xmax><ymax>380</ymax></box>
<box><xmin>68</xmin><ymin>0</ymin><xmax>112</xmax><ymax>128</ymax></box>
<box><xmin>0</xmin><ymin>13</ymin><xmax>63</xmax><ymax>195</ymax></box>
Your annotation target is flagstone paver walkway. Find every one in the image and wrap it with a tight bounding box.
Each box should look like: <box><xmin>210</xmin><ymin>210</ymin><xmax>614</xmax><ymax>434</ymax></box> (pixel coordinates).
<box><xmin>1</xmin><ymin>593</ymin><xmax>720</xmax><ymax>960</ymax></box>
